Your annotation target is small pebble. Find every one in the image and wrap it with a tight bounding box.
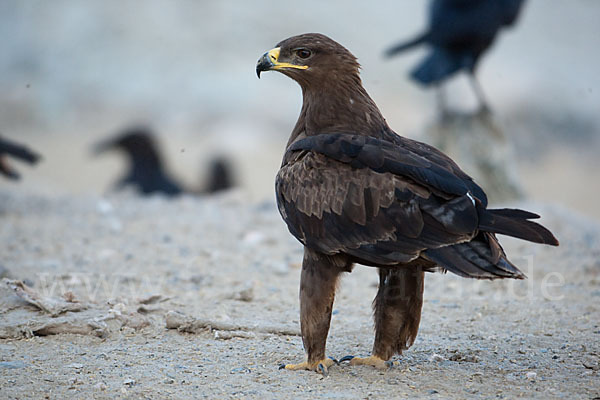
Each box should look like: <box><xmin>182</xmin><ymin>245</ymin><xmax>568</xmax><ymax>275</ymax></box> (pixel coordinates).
<box><xmin>123</xmin><ymin>378</ymin><xmax>135</xmax><ymax>386</ymax></box>
<box><xmin>582</xmin><ymin>358</ymin><xmax>599</xmax><ymax>371</ymax></box>
<box><xmin>230</xmin><ymin>367</ymin><xmax>250</xmax><ymax>374</ymax></box>
<box><xmin>96</xmin><ymin>199</ymin><xmax>114</xmax><ymax>214</ymax></box>
<box><xmin>242</xmin><ymin>231</ymin><xmax>265</xmax><ymax>246</ymax></box>
<box><xmin>235</xmin><ymin>286</ymin><xmax>254</xmax><ymax>302</ymax></box>
<box><xmin>429</xmin><ymin>353</ymin><xmax>445</xmax><ymax>362</ymax></box>
<box><xmin>272</xmin><ymin>262</ymin><xmax>289</xmax><ymax>276</ymax></box>
<box><xmin>526</xmin><ymin>372</ymin><xmax>537</xmax><ymax>380</ymax></box>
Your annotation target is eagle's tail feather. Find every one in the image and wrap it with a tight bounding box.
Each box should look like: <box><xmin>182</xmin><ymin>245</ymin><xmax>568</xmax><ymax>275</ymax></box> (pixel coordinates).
<box><xmin>424</xmin><ymin>239</ymin><xmax>525</xmax><ymax>280</ymax></box>
<box><xmin>478</xmin><ymin>208</ymin><xmax>559</xmax><ymax>246</ymax></box>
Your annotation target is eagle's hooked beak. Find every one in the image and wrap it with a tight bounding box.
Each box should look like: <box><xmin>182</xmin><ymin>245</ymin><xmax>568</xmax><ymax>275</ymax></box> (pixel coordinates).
<box><xmin>256</xmin><ymin>47</ymin><xmax>308</xmax><ymax>78</ymax></box>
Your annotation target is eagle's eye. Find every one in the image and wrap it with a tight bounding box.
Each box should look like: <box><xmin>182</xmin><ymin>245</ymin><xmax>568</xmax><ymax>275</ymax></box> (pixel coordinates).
<box><xmin>296</xmin><ymin>49</ymin><xmax>312</xmax><ymax>59</ymax></box>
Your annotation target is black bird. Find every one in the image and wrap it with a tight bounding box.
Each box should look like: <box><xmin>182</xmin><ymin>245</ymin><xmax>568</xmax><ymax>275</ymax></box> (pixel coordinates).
<box><xmin>204</xmin><ymin>157</ymin><xmax>234</xmax><ymax>194</ymax></box>
<box><xmin>385</xmin><ymin>0</ymin><xmax>526</xmax><ymax>111</ymax></box>
<box><xmin>94</xmin><ymin>127</ymin><xmax>183</xmax><ymax>196</ymax></box>
<box><xmin>0</xmin><ymin>136</ymin><xmax>41</xmax><ymax>180</ymax></box>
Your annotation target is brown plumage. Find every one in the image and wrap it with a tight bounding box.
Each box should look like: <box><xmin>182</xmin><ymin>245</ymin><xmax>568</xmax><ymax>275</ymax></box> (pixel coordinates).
<box><xmin>256</xmin><ymin>33</ymin><xmax>558</xmax><ymax>374</ymax></box>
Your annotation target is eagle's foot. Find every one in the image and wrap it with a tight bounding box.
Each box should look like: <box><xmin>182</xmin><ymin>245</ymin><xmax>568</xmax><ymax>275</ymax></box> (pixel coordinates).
<box><xmin>339</xmin><ymin>355</ymin><xmax>398</xmax><ymax>369</ymax></box>
<box><xmin>279</xmin><ymin>357</ymin><xmax>338</xmax><ymax>375</ymax></box>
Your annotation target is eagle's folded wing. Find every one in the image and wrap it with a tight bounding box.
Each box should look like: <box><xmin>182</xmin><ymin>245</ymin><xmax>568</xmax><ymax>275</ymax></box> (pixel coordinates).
<box><xmin>277</xmin><ymin>135</ymin><xmax>481</xmax><ymax>266</ymax></box>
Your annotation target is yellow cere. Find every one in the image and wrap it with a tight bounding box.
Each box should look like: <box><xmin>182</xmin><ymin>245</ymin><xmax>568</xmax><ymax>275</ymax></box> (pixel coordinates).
<box><xmin>268</xmin><ymin>47</ymin><xmax>308</xmax><ymax>71</ymax></box>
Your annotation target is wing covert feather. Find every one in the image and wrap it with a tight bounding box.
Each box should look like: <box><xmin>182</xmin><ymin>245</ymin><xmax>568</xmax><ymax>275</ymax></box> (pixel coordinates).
<box><xmin>276</xmin><ymin>151</ymin><xmax>478</xmax><ymax>266</ymax></box>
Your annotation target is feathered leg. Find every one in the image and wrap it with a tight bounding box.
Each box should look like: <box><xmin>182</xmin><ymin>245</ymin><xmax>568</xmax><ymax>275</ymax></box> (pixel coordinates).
<box><xmin>280</xmin><ymin>248</ymin><xmax>348</xmax><ymax>375</ymax></box>
<box><xmin>341</xmin><ymin>267</ymin><xmax>424</xmax><ymax>369</ymax></box>
<box><xmin>372</xmin><ymin>268</ymin><xmax>424</xmax><ymax>359</ymax></box>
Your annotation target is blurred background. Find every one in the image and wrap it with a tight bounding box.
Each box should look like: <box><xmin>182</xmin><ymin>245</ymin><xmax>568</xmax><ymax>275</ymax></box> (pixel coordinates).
<box><xmin>1</xmin><ymin>0</ymin><xmax>599</xmax><ymax>220</ymax></box>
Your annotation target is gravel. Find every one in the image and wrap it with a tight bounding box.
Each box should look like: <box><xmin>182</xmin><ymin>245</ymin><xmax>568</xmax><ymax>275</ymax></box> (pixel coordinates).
<box><xmin>0</xmin><ymin>189</ymin><xmax>599</xmax><ymax>399</ymax></box>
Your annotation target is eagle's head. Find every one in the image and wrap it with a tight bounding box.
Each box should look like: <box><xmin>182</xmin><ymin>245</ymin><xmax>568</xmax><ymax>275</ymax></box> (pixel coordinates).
<box><xmin>256</xmin><ymin>33</ymin><xmax>360</xmax><ymax>89</ymax></box>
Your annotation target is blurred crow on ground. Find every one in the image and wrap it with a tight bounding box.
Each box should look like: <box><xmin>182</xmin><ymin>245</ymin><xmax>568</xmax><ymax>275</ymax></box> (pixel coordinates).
<box><xmin>385</xmin><ymin>0</ymin><xmax>526</xmax><ymax>112</ymax></box>
<box><xmin>93</xmin><ymin>127</ymin><xmax>184</xmax><ymax>196</ymax></box>
<box><xmin>203</xmin><ymin>157</ymin><xmax>234</xmax><ymax>194</ymax></box>
<box><xmin>0</xmin><ymin>136</ymin><xmax>41</xmax><ymax>180</ymax></box>
<box><xmin>94</xmin><ymin>127</ymin><xmax>235</xmax><ymax>196</ymax></box>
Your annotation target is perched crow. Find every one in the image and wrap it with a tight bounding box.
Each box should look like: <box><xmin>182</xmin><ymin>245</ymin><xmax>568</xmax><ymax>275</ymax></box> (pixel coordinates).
<box><xmin>257</xmin><ymin>33</ymin><xmax>557</xmax><ymax>374</ymax></box>
<box><xmin>0</xmin><ymin>136</ymin><xmax>41</xmax><ymax>180</ymax></box>
<box><xmin>385</xmin><ymin>0</ymin><xmax>526</xmax><ymax>111</ymax></box>
<box><xmin>94</xmin><ymin>128</ymin><xmax>183</xmax><ymax>196</ymax></box>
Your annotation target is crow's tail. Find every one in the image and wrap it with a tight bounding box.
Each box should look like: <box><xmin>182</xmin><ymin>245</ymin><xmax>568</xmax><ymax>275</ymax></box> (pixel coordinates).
<box><xmin>384</xmin><ymin>32</ymin><xmax>429</xmax><ymax>58</ymax></box>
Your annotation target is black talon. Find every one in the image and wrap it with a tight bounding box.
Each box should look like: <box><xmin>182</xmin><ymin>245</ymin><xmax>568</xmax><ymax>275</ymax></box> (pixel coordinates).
<box><xmin>385</xmin><ymin>360</ymin><xmax>395</xmax><ymax>368</ymax></box>
<box><xmin>339</xmin><ymin>355</ymin><xmax>355</xmax><ymax>363</ymax></box>
<box><xmin>317</xmin><ymin>363</ymin><xmax>328</xmax><ymax>376</ymax></box>
<box><xmin>278</xmin><ymin>363</ymin><xmax>286</xmax><ymax>370</ymax></box>
<box><xmin>328</xmin><ymin>356</ymin><xmax>339</xmax><ymax>365</ymax></box>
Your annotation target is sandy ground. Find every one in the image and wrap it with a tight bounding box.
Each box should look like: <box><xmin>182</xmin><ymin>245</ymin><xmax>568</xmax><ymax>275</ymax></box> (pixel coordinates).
<box><xmin>1</xmin><ymin>189</ymin><xmax>599</xmax><ymax>399</ymax></box>
<box><xmin>1</xmin><ymin>1</ymin><xmax>599</xmax><ymax>398</ymax></box>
